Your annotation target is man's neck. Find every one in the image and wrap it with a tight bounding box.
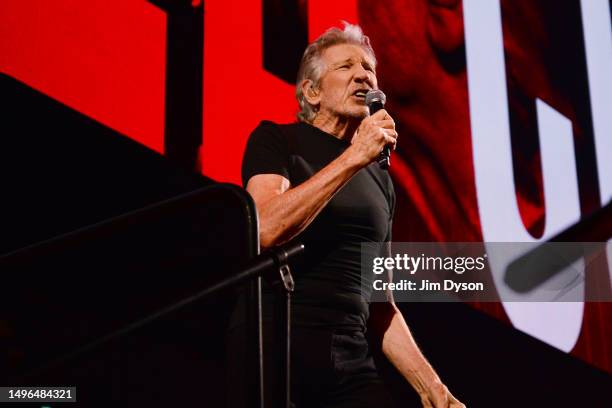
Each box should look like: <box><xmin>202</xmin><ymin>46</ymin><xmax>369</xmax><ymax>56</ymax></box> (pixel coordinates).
<box><xmin>311</xmin><ymin>112</ymin><xmax>360</xmax><ymax>142</ymax></box>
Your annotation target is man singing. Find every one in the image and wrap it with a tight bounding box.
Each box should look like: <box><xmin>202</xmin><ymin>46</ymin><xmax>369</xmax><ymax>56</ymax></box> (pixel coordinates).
<box><xmin>241</xmin><ymin>23</ymin><xmax>464</xmax><ymax>408</ymax></box>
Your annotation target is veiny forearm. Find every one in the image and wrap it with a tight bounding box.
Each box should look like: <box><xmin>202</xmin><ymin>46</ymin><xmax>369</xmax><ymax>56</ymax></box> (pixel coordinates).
<box><xmin>378</xmin><ymin>304</ymin><xmax>443</xmax><ymax>398</ymax></box>
<box><xmin>258</xmin><ymin>149</ymin><xmax>363</xmax><ymax>248</ymax></box>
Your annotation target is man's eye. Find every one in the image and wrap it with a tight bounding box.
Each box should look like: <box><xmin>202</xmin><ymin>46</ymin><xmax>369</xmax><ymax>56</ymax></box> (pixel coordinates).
<box><xmin>339</xmin><ymin>64</ymin><xmax>350</xmax><ymax>69</ymax></box>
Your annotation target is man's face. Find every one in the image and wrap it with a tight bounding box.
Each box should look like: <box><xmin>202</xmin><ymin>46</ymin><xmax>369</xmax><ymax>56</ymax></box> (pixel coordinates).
<box><xmin>316</xmin><ymin>43</ymin><xmax>377</xmax><ymax>120</ymax></box>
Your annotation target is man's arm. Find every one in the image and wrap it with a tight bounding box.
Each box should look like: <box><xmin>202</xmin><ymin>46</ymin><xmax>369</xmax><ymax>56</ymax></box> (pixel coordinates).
<box><xmin>369</xmin><ymin>239</ymin><xmax>464</xmax><ymax>408</ymax></box>
<box><xmin>247</xmin><ymin>152</ymin><xmax>362</xmax><ymax>249</ymax></box>
<box><xmin>370</xmin><ymin>302</ymin><xmax>464</xmax><ymax>408</ymax></box>
<box><xmin>246</xmin><ymin>111</ymin><xmax>396</xmax><ymax>248</ymax></box>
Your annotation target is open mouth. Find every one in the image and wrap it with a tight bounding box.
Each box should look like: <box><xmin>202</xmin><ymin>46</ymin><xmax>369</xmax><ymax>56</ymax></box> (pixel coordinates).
<box><xmin>352</xmin><ymin>89</ymin><xmax>369</xmax><ymax>100</ymax></box>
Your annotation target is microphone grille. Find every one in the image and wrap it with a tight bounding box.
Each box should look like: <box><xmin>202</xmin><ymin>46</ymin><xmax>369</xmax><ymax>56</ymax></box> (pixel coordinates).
<box><xmin>365</xmin><ymin>89</ymin><xmax>386</xmax><ymax>107</ymax></box>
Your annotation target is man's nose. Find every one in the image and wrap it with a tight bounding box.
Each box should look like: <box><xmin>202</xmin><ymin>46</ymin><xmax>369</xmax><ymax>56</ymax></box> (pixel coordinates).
<box><xmin>354</xmin><ymin>65</ymin><xmax>369</xmax><ymax>80</ymax></box>
<box><xmin>353</xmin><ymin>66</ymin><xmax>373</xmax><ymax>86</ymax></box>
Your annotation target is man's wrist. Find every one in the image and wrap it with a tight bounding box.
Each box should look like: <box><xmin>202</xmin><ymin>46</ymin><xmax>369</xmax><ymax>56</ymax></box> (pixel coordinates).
<box><xmin>340</xmin><ymin>145</ymin><xmax>369</xmax><ymax>169</ymax></box>
<box><xmin>420</xmin><ymin>365</ymin><xmax>443</xmax><ymax>391</ymax></box>
<box><xmin>405</xmin><ymin>362</ymin><xmax>443</xmax><ymax>396</ymax></box>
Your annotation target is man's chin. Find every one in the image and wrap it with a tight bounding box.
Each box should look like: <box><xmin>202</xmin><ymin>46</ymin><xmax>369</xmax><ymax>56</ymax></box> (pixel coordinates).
<box><xmin>333</xmin><ymin>106</ymin><xmax>368</xmax><ymax>121</ymax></box>
<box><xmin>348</xmin><ymin>107</ymin><xmax>369</xmax><ymax>119</ymax></box>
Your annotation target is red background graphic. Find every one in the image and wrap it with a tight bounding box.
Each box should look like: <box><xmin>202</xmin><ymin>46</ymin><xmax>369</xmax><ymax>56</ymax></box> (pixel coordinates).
<box><xmin>0</xmin><ymin>0</ymin><xmax>610</xmax><ymax>372</ymax></box>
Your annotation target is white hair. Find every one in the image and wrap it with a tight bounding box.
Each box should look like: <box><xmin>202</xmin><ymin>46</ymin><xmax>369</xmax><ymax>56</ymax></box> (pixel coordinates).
<box><xmin>295</xmin><ymin>22</ymin><xmax>377</xmax><ymax>123</ymax></box>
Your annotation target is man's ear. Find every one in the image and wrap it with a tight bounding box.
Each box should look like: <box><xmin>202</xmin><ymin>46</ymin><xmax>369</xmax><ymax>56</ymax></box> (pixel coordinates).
<box><xmin>301</xmin><ymin>79</ymin><xmax>321</xmax><ymax>108</ymax></box>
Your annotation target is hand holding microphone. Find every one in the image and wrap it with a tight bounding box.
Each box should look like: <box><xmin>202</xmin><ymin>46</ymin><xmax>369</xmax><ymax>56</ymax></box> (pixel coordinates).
<box><xmin>365</xmin><ymin>89</ymin><xmax>392</xmax><ymax>169</ymax></box>
<box><xmin>348</xmin><ymin>89</ymin><xmax>397</xmax><ymax>169</ymax></box>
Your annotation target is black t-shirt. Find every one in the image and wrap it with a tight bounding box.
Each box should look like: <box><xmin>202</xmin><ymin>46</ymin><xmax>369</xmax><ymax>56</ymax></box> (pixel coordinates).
<box><xmin>242</xmin><ymin>120</ymin><xmax>395</xmax><ymax>330</ymax></box>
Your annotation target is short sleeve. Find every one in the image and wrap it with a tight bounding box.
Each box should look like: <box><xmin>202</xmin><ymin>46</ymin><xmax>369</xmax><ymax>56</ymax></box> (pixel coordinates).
<box><xmin>241</xmin><ymin>121</ymin><xmax>290</xmax><ymax>187</ymax></box>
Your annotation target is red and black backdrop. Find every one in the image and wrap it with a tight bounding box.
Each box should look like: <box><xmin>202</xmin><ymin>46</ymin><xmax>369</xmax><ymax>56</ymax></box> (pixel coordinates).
<box><xmin>1</xmin><ymin>0</ymin><xmax>610</xmax><ymax>379</ymax></box>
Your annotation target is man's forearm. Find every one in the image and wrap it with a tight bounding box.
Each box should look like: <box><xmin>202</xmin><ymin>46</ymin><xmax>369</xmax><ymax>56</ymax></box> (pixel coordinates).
<box><xmin>379</xmin><ymin>304</ymin><xmax>444</xmax><ymax>398</ymax></box>
<box><xmin>256</xmin><ymin>147</ymin><xmax>365</xmax><ymax>248</ymax></box>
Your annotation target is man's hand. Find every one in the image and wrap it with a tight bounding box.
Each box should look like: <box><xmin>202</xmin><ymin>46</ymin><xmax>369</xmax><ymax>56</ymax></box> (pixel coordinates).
<box><xmin>420</xmin><ymin>381</ymin><xmax>466</xmax><ymax>408</ymax></box>
<box><xmin>346</xmin><ymin>109</ymin><xmax>398</xmax><ymax>166</ymax></box>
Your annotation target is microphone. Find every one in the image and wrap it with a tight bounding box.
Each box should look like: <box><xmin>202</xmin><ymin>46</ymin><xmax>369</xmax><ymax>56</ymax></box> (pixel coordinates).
<box><xmin>365</xmin><ymin>89</ymin><xmax>390</xmax><ymax>169</ymax></box>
